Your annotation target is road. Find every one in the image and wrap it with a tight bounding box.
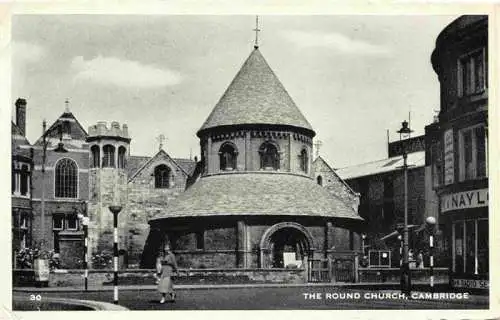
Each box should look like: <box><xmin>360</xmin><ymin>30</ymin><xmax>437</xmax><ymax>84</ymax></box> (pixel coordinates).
<box><xmin>13</xmin><ymin>286</ymin><xmax>489</xmax><ymax>310</ymax></box>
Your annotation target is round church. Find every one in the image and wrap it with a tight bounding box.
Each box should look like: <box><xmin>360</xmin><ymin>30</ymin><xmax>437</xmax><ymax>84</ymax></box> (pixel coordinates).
<box><xmin>142</xmin><ymin>45</ymin><xmax>363</xmax><ymax>270</ymax></box>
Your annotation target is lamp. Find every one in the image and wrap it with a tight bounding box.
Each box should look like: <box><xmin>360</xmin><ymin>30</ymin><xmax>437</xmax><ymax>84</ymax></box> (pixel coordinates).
<box><xmin>425</xmin><ymin>216</ymin><xmax>437</xmax><ymax>292</ymax></box>
<box><xmin>108</xmin><ymin>205</ymin><xmax>122</xmax><ymax>304</ymax></box>
<box><xmin>397</xmin><ymin>120</ymin><xmax>413</xmax><ymax>296</ymax></box>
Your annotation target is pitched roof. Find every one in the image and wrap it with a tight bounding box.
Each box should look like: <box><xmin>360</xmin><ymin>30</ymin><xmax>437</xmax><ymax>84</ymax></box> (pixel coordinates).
<box><xmin>198</xmin><ymin>48</ymin><xmax>314</xmax><ymax>136</ymax></box>
<box><xmin>127</xmin><ymin>154</ymin><xmax>197</xmax><ymax>180</ymax></box>
<box><xmin>33</xmin><ymin>111</ymin><xmax>88</xmax><ymax>147</ymax></box>
<box><xmin>173</xmin><ymin>158</ymin><xmax>197</xmax><ymax>176</ymax></box>
<box><xmin>313</xmin><ymin>156</ymin><xmax>358</xmax><ymax>196</ymax></box>
<box><xmin>128</xmin><ymin>149</ymin><xmax>195</xmax><ymax>182</ymax></box>
<box><xmin>12</xmin><ymin>121</ymin><xmax>32</xmax><ymax>159</ymax></box>
<box><xmin>127</xmin><ymin>155</ymin><xmax>151</xmax><ymax>178</ymax></box>
<box><xmin>335</xmin><ymin>151</ymin><xmax>425</xmax><ymax>180</ymax></box>
<box><xmin>150</xmin><ymin>172</ymin><xmax>363</xmax><ymax>221</ymax></box>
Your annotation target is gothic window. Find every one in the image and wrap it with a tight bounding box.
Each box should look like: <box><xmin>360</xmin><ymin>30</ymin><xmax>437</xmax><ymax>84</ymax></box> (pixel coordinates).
<box><xmin>55</xmin><ymin>158</ymin><xmax>78</xmax><ymax>198</ymax></box>
<box><xmin>155</xmin><ymin>164</ymin><xmax>171</xmax><ymax>189</ymax></box>
<box><xmin>219</xmin><ymin>143</ymin><xmax>237</xmax><ymax>171</ymax></box>
<box><xmin>91</xmin><ymin>145</ymin><xmax>100</xmax><ymax>168</ymax></box>
<box><xmin>317</xmin><ymin>176</ymin><xmax>323</xmax><ymax>186</ymax></box>
<box><xmin>102</xmin><ymin>145</ymin><xmax>115</xmax><ymax>168</ymax></box>
<box><xmin>118</xmin><ymin>146</ymin><xmax>126</xmax><ymax>169</ymax></box>
<box><xmin>259</xmin><ymin>142</ymin><xmax>279</xmax><ymax>170</ymax></box>
<box><xmin>299</xmin><ymin>148</ymin><xmax>308</xmax><ymax>173</ymax></box>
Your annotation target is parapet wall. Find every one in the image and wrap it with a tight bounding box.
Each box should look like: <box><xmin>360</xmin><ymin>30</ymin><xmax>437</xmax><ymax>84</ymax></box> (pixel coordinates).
<box><xmin>88</xmin><ymin>121</ymin><xmax>129</xmax><ymax>139</ymax></box>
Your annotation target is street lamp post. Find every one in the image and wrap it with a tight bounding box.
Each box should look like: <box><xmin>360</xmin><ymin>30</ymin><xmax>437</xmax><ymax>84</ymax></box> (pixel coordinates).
<box><xmin>361</xmin><ymin>234</ymin><xmax>366</xmax><ymax>256</ymax></box>
<box><xmin>425</xmin><ymin>216</ymin><xmax>436</xmax><ymax>293</ymax></box>
<box><xmin>76</xmin><ymin>201</ymin><xmax>89</xmax><ymax>291</ymax></box>
<box><xmin>109</xmin><ymin>205</ymin><xmax>122</xmax><ymax>305</ymax></box>
<box><xmin>397</xmin><ymin>120</ymin><xmax>413</xmax><ymax>296</ymax></box>
<box><xmin>397</xmin><ymin>234</ymin><xmax>403</xmax><ymax>267</ymax></box>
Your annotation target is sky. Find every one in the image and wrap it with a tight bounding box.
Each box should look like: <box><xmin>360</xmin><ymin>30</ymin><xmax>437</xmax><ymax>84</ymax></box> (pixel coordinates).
<box><xmin>11</xmin><ymin>14</ymin><xmax>458</xmax><ymax>168</ymax></box>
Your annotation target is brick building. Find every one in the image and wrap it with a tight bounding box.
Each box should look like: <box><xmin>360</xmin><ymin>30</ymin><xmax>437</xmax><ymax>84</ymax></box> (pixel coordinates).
<box><xmin>11</xmin><ymin>98</ymin><xmax>33</xmax><ymax>256</ymax></box>
<box><xmin>427</xmin><ymin>15</ymin><xmax>488</xmax><ymax>289</ymax></box>
<box><xmin>143</xmin><ymin>46</ymin><xmax>363</xmax><ymax>269</ymax></box>
<box><xmin>11</xmin><ymin>100</ymin><xmax>195</xmax><ymax>268</ymax></box>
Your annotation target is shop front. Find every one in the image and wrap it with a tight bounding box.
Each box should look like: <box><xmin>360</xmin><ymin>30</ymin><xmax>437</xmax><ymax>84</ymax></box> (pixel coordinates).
<box><xmin>441</xmin><ymin>188</ymin><xmax>488</xmax><ymax>290</ymax></box>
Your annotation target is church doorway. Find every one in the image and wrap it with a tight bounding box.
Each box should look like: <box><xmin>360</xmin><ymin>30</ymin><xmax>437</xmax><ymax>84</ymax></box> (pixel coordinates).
<box><xmin>260</xmin><ymin>222</ymin><xmax>314</xmax><ymax>269</ymax></box>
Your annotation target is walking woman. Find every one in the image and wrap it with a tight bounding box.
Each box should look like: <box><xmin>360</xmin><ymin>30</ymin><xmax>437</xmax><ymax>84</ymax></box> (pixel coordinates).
<box><xmin>157</xmin><ymin>243</ymin><xmax>178</xmax><ymax>304</ymax></box>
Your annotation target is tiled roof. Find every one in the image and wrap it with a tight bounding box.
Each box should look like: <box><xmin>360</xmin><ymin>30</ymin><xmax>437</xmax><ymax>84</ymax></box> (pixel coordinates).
<box><xmin>34</xmin><ymin>111</ymin><xmax>88</xmax><ymax>146</ymax></box>
<box><xmin>198</xmin><ymin>48</ymin><xmax>314</xmax><ymax>135</ymax></box>
<box><xmin>150</xmin><ymin>172</ymin><xmax>362</xmax><ymax>220</ymax></box>
<box><xmin>127</xmin><ymin>155</ymin><xmax>150</xmax><ymax>178</ymax></box>
<box><xmin>11</xmin><ymin>121</ymin><xmax>32</xmax><ymax>159</ymax></box>
<box><xmin>173</xmin><ymin>158</ymin><xmax>197</xmax><ymax>176</ymax></box>
<box><xmin>335</xmin><ymin>151</ymin><xmax>425</xmax><ymax>180</ymax></box>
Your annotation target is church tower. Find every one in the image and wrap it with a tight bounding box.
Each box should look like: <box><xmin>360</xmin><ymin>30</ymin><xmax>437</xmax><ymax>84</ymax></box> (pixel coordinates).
<box><xmin>86</xmin><ymin>121</ymin><xmax>130</xmax><ymax>259</ymax></box>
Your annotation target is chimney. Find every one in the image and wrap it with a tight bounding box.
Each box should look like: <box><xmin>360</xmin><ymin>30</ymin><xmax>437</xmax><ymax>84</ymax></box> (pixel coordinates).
<box><xmin>15</xmin><ymin>98</ymin><xmax>27</xmax><ymax>136</ymax></box>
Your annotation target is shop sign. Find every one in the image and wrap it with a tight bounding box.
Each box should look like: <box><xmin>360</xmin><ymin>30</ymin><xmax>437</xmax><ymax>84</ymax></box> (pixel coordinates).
<box><xmin>443</xmin><ymin>129</ymin><xmax>454</xmax><ymax>185</ymax></box>
<box><xmin>441</xmin><ymin>189</ymin><xmax>488</xmax><ymax>213</ymax></box>
<box><xmin>452</xmin><ymin>278</ymin><xmax>489</xmax><ymax>289</ymax></box>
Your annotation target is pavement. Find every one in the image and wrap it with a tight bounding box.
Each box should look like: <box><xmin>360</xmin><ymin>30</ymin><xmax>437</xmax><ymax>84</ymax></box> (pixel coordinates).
<box><xmin>12</xmin><ymin>282</ymin><xmax>489</xmax><ymax>310</ymax></box>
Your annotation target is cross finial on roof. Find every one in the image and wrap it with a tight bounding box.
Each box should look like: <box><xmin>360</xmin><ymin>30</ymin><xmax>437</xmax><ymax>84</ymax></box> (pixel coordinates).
<box><xmin>253</xmin><ymin>16</ymin><xmax>261</xmax><ymax>49</ymax></box>
<box><xmin>156</xmin><ymin>134</ymin><xmax>166</xmax><ymax>151</ymax></box>
<box><xmin>64</xmin><ymin>98</ymin><xmax>70</xmax><ymax>113</ymax></box>
<box><xmin>314</xmin><ymin>140</ymin><xmax>323</xmax><ymax>159</ymax></box>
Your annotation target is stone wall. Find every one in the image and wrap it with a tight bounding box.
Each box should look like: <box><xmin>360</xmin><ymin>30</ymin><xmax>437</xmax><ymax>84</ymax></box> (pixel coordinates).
<box><xmin>204</xmin><ymin>130</ymin><xmax>313</xmax><ymax>176</ymax></box>
<box><xmin>124</xmin><ymin>152</ymin><xmax>189</xmax><ymax>266</ymax></box>
<box><xmin>88</xmin><ymin>168</ymin><xmax>128</xmax><ymax>258</ymax></box>
<box><xmin>13</xmin><ymin>268</ymin><xmax>306</xmax><ymax>287</ymax></box>
<box><xmin>312</xmin><ymin>157</ymin><xmax>360</xmax><ymax>212</ymax></box>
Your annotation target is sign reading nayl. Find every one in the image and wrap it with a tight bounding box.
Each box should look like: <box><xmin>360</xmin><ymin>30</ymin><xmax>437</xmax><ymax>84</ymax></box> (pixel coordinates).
<box><xmin>441</xmin><ymin>189</ymin><xmax>488</xmax><ymax>213</ymax></box>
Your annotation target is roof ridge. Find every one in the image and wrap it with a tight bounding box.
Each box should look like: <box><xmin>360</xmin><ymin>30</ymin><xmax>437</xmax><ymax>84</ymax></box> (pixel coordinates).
<box><xmin>336</xmin><ymin>151</ymin><xmax>425</xmax><ymax>171</ymax></box>
<box><xmin>128</xmin><ymin>149</ymin><xmax>189</xmax><ymax>182</ymax></box>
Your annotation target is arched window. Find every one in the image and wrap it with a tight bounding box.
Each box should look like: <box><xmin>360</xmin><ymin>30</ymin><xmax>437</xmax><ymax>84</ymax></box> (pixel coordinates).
<box><xmin>118</xmin><ymin>146</ymin><xmax>126</xmax><ymax>169</ymax></box>
<box><xmin>299</xmin><ymin>149</ymin><xmax>308</xmax><ymax>173</ymax></box>
<box><xmin>91</xmin><ymin>145</ymin><xmax>100</xmax><ymax>168</ymax></box>
<box><xmin>219</xmin><ymin>143</ymin><xmax>237</xmax><ymax>171</ymax></box>
<box><xmin>259</xmin><ymin>142</ymin><xmax>279</xmax><ymax>170</ymax></box>
<box><xmin>102</xmin><ymin>145</ymin><xmax>115</xmax><ymax>168</ymax></box>
<box><xmin>155</xmin><ymin>164</ymin><xmax>171</xmax><ymax>189</ymax></box>
<box><xmin>55</xmin><ymin>158</ymin><xmax>78</xmax><ymax>198</ymax></box>
<box><xmin>317</xmin><ymin>176</ymin><xmax>323</xmax><ymax>186</ymax></box>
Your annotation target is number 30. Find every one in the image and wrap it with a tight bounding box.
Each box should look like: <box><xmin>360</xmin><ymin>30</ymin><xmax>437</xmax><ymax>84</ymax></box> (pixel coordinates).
<box><xmin>30</xmin><ymin>294</ymin><xmax>41</xmax><ymax>301</ymax></box>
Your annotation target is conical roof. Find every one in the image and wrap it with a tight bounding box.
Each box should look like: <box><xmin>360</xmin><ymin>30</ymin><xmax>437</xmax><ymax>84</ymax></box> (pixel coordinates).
<box><xmin>198</xmin><ymin>48</ymin><xmax>314</xmax><ymax>136</ymax></box>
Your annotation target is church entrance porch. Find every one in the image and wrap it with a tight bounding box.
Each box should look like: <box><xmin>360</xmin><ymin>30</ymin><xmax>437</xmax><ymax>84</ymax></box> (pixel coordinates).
<box><xmin>260</xmin><ymin>222</ymin><xmax>314</xmax><ymax>269</ymax></box>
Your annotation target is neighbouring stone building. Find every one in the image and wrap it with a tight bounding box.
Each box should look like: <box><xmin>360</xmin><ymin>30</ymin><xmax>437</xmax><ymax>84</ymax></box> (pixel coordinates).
<box><xmin>427</xmin><ymin>15</ymin><xmax>488</xmax><ymax>290</ymax></box>
<box><xmin>143</xmin><ymin>46</ymin><xmax>363</xmax><ymax>270</ymax></box>
<box><xmin>11</xmin><ymin>100</ymin><xmax>195</xmax><ymax>268</ymax></box>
